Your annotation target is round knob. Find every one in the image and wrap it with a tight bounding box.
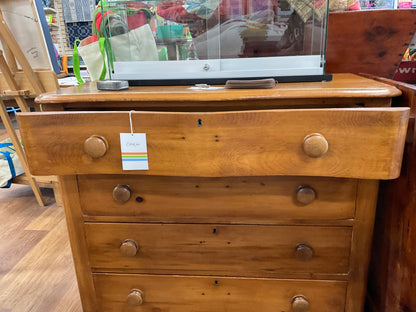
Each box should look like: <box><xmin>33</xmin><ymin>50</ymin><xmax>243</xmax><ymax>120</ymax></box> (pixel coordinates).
<box><xmin>127</xmin><ymin>289</ymin><xmax>144</xmax><ymax>306</ymax></box>
<box><xmin>292</xmin><ymin>295</ymin><xmax>310</xmax><ymax>312</ymax></box>
<box><xmin>296</xmin><ymin>186</ymin><xmax>316</xmax><ymax>205</ymax></box>
<box><xmin>120</xmin><ymin>239</ymin><xmax>139</xmax><ymax>257</ymax></box>
<box><xmin>84</xmin><ymin>135</ymin><xmax>108</xmax><ymax>158</ymax></box>
<box><xmin>294</xmin><ymin>243</ymin><xmax>314</xmax><ymax>261</ymax></box>
<box><xmin>113</xmin><ymin>184</ymin><xmax>132</xmax><ymax>203</ymax></box>
<box><xmin>302</xmin><ymin>133</ymin><xmax>328</xmax><ymax>158</ymax></box>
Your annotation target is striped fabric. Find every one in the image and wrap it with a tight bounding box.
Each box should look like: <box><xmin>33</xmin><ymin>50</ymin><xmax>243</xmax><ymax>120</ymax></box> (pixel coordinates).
<box><xmin>62</xmin><ymin>0</ymin><xmax>96</xmax><ymax>22</ymax></box>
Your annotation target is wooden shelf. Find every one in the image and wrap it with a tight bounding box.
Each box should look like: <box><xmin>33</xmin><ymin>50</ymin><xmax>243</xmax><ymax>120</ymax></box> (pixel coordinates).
<box><xmin>43</xmin><ymin>7</ymin><xmax>57</xmax><ymax>14</ymax></box>
<box><xmin>13</xmin><ymin>173</ymin><xmax>58</xmax><ymax>187</ymax></box>
<box><xmin>13</xmin><ymin>174</ymin><xmax>62</xmax><ymax>206</ymax></box>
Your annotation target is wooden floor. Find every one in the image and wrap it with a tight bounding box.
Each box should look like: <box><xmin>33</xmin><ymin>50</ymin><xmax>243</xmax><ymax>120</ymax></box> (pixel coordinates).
<box><xmin>0</xmin><ymin>118</ymin><xmax>83</xmax><ymax>312</ymax></box>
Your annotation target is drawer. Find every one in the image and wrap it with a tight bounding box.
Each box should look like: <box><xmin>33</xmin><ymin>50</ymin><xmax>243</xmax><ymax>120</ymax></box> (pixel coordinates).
<box><xmin>93</xmin><ymin>273</ymin><xmax>347</xmax><ymax>312</ymax></box>
<box><xmin>85</xmin><ymin>223</ymin><xmax>352</xmax><ymax>277</ymax></box>
<box><xmin>18</xmin><ymin>108</ymin><xmax>409</xmax><ymax>178</ymax></box>
<box><xmin>79</xmin><ymin>175</ymin><xmax>357</xmax><ymax>223</ymax></box>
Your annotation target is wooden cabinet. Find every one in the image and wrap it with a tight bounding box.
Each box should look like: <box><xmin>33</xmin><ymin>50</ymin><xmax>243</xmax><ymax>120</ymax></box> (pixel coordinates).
<box><xmin>360</xmin><ymin>76</ymin><xmax>416</xmax><ymax>312</ymax></box>
<box><xmin>17</xmin><ymin>74</ymin><xmax>410</xmax><ymax>312</ymax></box>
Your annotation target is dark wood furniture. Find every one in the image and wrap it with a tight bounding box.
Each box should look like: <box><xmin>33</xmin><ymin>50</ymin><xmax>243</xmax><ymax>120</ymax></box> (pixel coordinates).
<box><xmin>326</xmin><ymin>9</ymin><xmax>416</xmax><ymax>79</ymax></box>
<box><xmin>359</xmin><ymin>75</ymin><xmax>416</xmax><ymax>312</ymax></box>
<box><xmin>325</xmin><ymin>10</ymin><xmax>416</xmax><ymax>312</ymax></box>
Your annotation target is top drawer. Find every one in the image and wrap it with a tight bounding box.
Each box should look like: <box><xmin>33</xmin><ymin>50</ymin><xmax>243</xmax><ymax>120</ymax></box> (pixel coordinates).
<box><xmin>18</xmin><ymin>108</ymin><xmax>409</xmax><ymax>178</ymax></box>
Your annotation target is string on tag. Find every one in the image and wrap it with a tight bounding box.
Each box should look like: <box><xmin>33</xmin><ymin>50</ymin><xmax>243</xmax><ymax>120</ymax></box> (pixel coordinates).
<box><xmin>129</xmin><ymin>110</ymin><xmax>135</xmax><ymax>136</ymax></box>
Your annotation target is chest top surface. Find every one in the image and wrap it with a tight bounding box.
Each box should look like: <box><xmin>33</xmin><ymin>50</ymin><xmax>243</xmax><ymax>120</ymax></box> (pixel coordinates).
<box><xmin>35</xmin><ymin>74</ymin><xmax>401</xmax><ymax>109</ymax></box>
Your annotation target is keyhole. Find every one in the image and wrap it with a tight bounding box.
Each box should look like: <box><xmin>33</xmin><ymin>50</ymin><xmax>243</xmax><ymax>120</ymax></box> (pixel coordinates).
<box><xmin>136</xmin><ymin>196</ymin><xmax>144</xmax><ymax>203</ymax></box>
<box><xmin>212</xmin><ymin>228</ymin><xmax>217</xmax><ymax>234</ymax></box>
<box><xmin>198</xmin><ymin>119</ymin><xmax>202</xmax><ymax>127</ymax></box>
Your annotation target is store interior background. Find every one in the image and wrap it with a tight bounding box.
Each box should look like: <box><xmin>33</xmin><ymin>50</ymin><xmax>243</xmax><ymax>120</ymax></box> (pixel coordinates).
<box><xmin>0</xmin><ymin>1</ymin><xmax>415</xmax><ymax>312</ymax></box>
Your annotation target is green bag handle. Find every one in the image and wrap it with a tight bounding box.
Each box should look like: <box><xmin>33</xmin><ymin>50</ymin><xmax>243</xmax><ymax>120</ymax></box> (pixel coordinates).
<box><xmin>73</xmin><ymin>37</ymin><xmax>107</xmax><ymax>84</ymax></box>
<box><xmin>98</xmin><ymin>37</ymin><xmax>107</xmax><ymax>81</ymax></box>
<box><xmin>73</xmin><ymin>39</ymin><xmax>84</xmax><ymax>84</ymax></box>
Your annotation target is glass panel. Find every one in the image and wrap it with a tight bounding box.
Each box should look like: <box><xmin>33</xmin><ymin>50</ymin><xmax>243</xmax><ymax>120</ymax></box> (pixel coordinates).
<box><xmin>99</xmin><ymin>0</ymin><xmax>329</xmax><ymax>83</ymax></box>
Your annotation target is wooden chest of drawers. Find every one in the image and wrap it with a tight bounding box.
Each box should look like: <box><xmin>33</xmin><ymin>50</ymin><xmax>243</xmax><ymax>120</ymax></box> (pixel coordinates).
<box><xmin>18</xmin><ymin>74</ymin><xmax>409</xmax><ymax>312</ymax></box>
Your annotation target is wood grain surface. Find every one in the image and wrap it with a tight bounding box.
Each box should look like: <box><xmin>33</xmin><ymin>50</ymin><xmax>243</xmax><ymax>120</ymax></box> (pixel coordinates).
<box><xmin>59</xmin><ymin>176</ymin><xmax>97</xmax><ymax>311</ymax></box>
<box><xmin>345</xmin><ymin>180</ymin><xmax>379</xmax><ymax>312</ymax></box>
<box><xmin>34</xmin><ymin>74</ymin><xmax>401</xmax><ymax>109</ymax></box>
<box><xmin>364</xmin><ymin>77</ymin><xmax>416</xmax><ymax>312</ymax></box>
<box><xmin>12</xmin><ymin>74</ymin><xmax>409</xmax><ymax>312</ymax></box>
<box><xmin>0</xmin><ymin>185</ymin><xmax>81</xmax><ymax>312</ymax></box>
<box><xmin>78</xmin><ymin>175</ymin><xmax>357</xmax><ymax>223</ymax></box>
<box><xmin>18</xmin><ymin>108</ymin><xmax>409</xmax><ymax>179</ymax></box>
<box><xmin>93</xmin><ymin>273</ymin><xmax>347</xmax><ymax>312</ymax></box>
<box><xmin>85</xmin><ymin>223</ymin><xmax>352</xmax><ymax>278</ymax></box>
<box><xmin>327</xmin><ymin>10</ymin><xmax>416</xmax><ymax>79</ymax></box>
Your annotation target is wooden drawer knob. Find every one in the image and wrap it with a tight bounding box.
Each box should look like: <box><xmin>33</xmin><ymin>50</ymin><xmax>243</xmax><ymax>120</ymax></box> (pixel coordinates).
<box><xmin>127</xmin><ymin>289</ymin><xmax>144</xmax><ymax>306</ymax></box>
<box><xmin>120</xmin><ymin>239</ymin><xmax>139</xmax><ymax>257</ymax></box>
<box><xmin>113</xmin><ymin>184</ymin><xmax>132</xmax><ymax>203</ymax></box>
<box><xmin>303</xmin><ymin>133</ymin><xmax>328</xmax><ymax>158</ymax></box>
<box><xmin>295</xmin><ymin>243</ymin><xmax>314</xmax><ymax>261</ymax></box>
<box><xmin>84</xmin><ymin>135</ymin><xmax>108</xmax><ymax>158</ymax></box>
<box><xmin>292</xmin><ymin>295</ymin><xmax>310</xmax><ymax>312</ymax></box>
<box><xmin>296</xmin><ymin>186</ymin><xmax>316</xmax><ymax>205</ymax></box>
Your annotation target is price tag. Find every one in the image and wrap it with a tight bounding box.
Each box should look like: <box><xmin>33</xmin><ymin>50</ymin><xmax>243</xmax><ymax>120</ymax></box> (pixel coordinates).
<box><xmin>120</xmin><ymin>133</ymin><xmax>149</xmax><ymax>170</ymax></box>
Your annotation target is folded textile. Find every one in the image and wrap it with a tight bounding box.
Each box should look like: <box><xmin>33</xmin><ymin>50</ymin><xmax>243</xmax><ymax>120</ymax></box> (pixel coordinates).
<box><xmin>286</xmin><ymin>0</ymin><xmax>360</xmax><ymax>22</ymax></box>
<box><xmin>62</xmin><ymin>0</ymin><xmax>95</xmax><ymax>22</ymax></box>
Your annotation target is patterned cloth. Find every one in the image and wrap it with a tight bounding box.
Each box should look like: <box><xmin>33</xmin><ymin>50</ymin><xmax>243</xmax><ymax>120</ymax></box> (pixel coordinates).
<box><xmin>183</xmin><ymin>0</ymin><xmax>219</xmax><ymax>19</ymax></box>
<box><xmin>285</xmin><ymin>0</ymin><xmax>328</xmax><ymax>22</ymax></box>
<box><xmin>66</xmin><ymin>22</ymin><xmax>93</xmax><ymax>48</ymax></box>
<box><xmin>286</xmin><ymin>0</ymin><xmax>360</xmax><ymax>22</ymax></box>
<box><xmin>62</xmin><ymin>0</ymin><xmax>96</xmax><ymax>22</ymax></box>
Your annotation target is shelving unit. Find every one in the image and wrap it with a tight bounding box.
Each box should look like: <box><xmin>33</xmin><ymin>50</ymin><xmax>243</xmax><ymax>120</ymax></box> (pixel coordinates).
<box><xmin>43</xmin><ymin>0</ymin><xmax>69</xmax><ymax>58</ymax></box>
<box><xmin>44</xmin><ymin>7</ymin><xmax>56</xmax><ymax>14</ymax></box>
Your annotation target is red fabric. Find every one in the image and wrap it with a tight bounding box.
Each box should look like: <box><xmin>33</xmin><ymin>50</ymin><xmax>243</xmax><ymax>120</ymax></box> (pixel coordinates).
<box><xmin>79</xmin><ymin>35</ymin><xmax>96</xmax><ymax>46</ymax></box>
<box><xmin>312</xmin><ymin>0</ymin><xmax>326</xmax><ymax>10</ymax></box>
<box><xmin>126</xmin><ymin>2</ymin><xmax>152</xmax><ymax>29</ymax></box>
<box><xmin>95</xmin><ymin>12</ymin><xmax>103</xmax><ymax>32</ymax></box>
<box><xmin>95</xmin><ymin>11</ymin><xmax>114</xmax><ymax>34</ymax></box>
<box><xmin>347</xmin><ymin>0</ymin><xmax>361</xmax><ymax>10</ymax></box>
<box><xmin>157</xmin><ymin>0</ymin><xmax>278</xmax><ymax>23</ymax></box>
<box><xmin>127</xmin><ymin>11</ymin><xmax>149</xmax><ymax>29</ymax></box>
<box><xmin>92</xmin><ymin>3</ymin><xmax>150</xmax><ymax>42</ymax></box>
<box><xmin>157</xmin><ymin>1</ymin><xmax>197</xmax><ymax>23</ymax></box>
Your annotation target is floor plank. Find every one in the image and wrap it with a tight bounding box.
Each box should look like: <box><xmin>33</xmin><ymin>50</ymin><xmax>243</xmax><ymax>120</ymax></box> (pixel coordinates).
<box><xmin>25</xmin><ymin>202</ymin><xmax>66</xmax><ymax>231</ymax></box>
<box><xmin>0</xmin><ymin>184</ymin><xmax>82</xmax><ymax>312</ymax></box>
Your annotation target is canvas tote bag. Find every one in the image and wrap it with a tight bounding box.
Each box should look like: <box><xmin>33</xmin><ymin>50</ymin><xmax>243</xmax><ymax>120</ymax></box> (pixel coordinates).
<box><xmin>74</xmin><ymin>36</ymin><xmax>109</xmax><ymax>83</ymax></box>
<box><xmin>73</xmin><ymin>24</ymin><xmax>157</xmax><ymax>83</ymax></box>
<box><xmin>109</xmin><ymin>23</ymin><xmax>158</xmax><ymax>62</ymax></box>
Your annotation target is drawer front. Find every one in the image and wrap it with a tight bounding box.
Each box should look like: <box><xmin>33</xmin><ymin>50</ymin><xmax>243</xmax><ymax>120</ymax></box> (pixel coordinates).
<box><xmin>93</xmin><ymin>273</ymin><xmax>347</xmax><ymax>312</ymax></box>
<box><xmin>85</xmin><ymin>223</ymin><xmax>352</xmax><ymax>277</ymax></box>
<box><xmin>18</xmin><ymin>108</ymin><xmax>409</xmax><ymax>178</ymax></box>
<box><xmin>79</xmin><ymin>175</ymin><xmax>357</xmax><ymax>222</ymax></box>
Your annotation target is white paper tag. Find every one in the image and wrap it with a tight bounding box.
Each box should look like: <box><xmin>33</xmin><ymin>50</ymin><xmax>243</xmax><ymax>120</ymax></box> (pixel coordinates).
<box><xmin>120</xmin><ymin>133</ymin><xmax>149</xmax><ymax>170</ymax></box>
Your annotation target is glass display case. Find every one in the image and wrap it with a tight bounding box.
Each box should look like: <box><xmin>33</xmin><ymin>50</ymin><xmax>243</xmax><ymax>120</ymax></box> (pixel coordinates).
<box><xmin>99</xmin><ymin>0</ymin><xmax>331</xmax><ymax>84</ymax></box>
